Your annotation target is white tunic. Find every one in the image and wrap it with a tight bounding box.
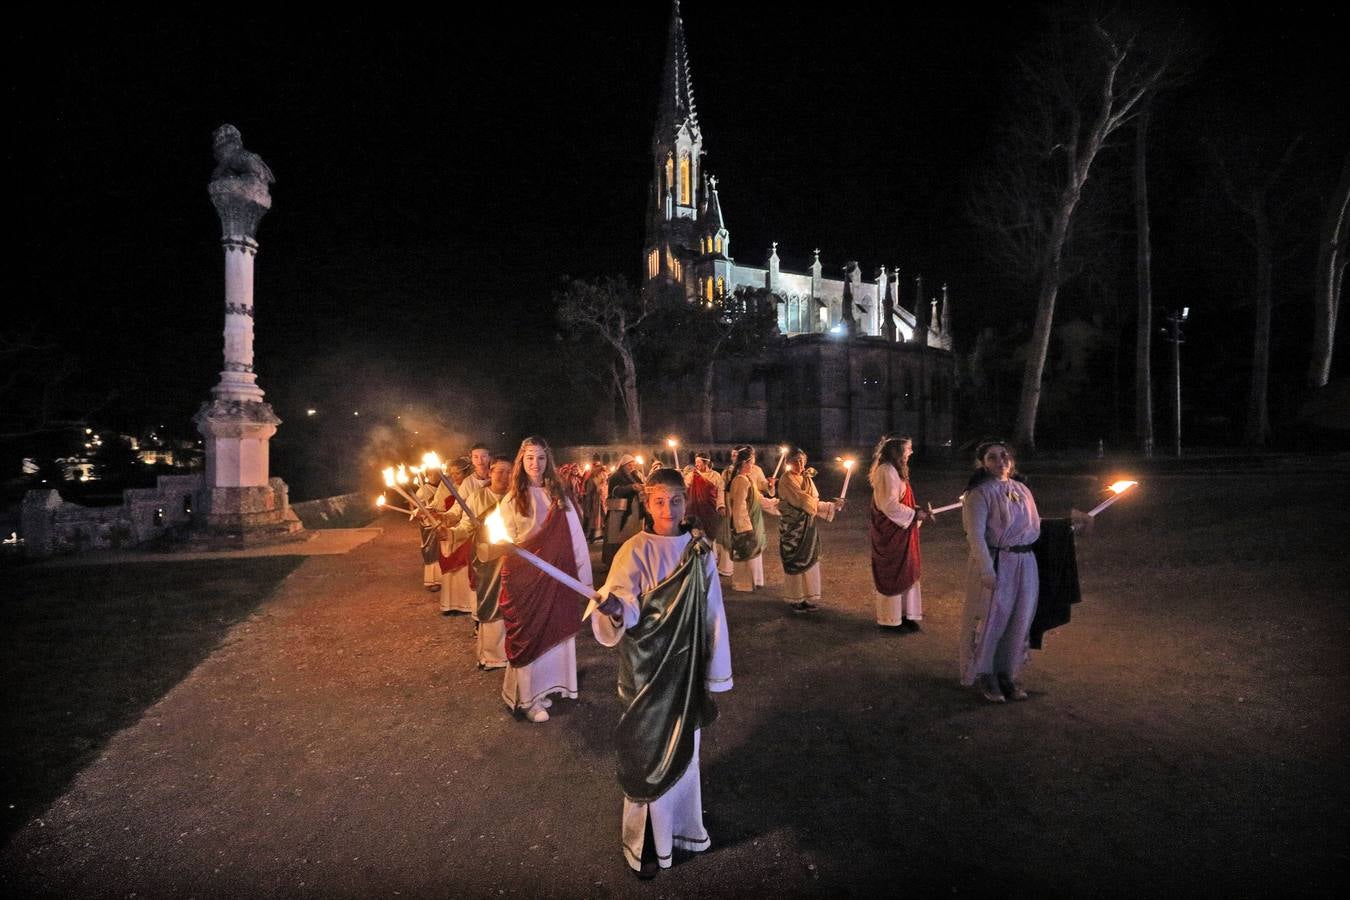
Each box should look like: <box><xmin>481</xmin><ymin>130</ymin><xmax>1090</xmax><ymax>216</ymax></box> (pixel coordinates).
<box><xmin>960</xmin><ymin>477</ymin><xmax>1041</xmax><ymax>685</ymax></box>
<box><xmin>432</xmin><ymin>481</ymin><xmax>474</xmax><ymax>614</ymax></box>
<box><xmin>776</xmin><ymin>472</ymin><xmax>838</xmax><ymax>604</ymax></box>
<box><xmin>489</xmin><ymin>486</ymin><xmax>593</xmax><ymax>710</ymax></box>
<box><xmin>465</xmin><ymin>487</ymin><xmax>509</xmax><ymax>667</ymax></box>
<box><xmin>871</xmin><ymin>463</ymin><xmax>923</xmax><ymax>624</ymax></box>
<box><xmin>592</xmin><ymin>532</ymin><xmax>733</xmax><ymax>871</ymax></box>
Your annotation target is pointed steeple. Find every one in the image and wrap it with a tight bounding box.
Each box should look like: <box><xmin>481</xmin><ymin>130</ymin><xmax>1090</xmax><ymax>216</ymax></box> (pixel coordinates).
<box><xmin>704</xmin><ymin>174</ymin><xmax>726</xmax><ymax>230</ymax></box>
<box><xmin>655</xmin><ymin>1</ymin><xmax>699</xmax><ymax>144</ymax></box>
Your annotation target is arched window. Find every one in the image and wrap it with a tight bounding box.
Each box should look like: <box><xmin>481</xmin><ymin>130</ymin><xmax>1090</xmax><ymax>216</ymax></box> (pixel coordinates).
<box><xmin>679</xmin><ymin>154</ymin><xmax>691</xmax><ymax>206</ymax></box>
<box><xmin>716</xmin><ymin>276</ymin><xmax>726</xmax><ymax>298</ymax></box>
<box><xmin>705</xmin><ymin>277</ymin><xmax>714</xmax><ymax>302</ymax></box>
<box><xmin>647</xmin><ymin>249</ymin><xmax>659</xmax><ymax>279</ymax></box>
<box><xmin>665</xmin><ymin>153</ymin><xmax>675</xmax><ymax>196</ymax></box>
<box><xmin>714</xmin><ymin>235</ymin><xmax>723</xmax><ymax>254</ymax></box>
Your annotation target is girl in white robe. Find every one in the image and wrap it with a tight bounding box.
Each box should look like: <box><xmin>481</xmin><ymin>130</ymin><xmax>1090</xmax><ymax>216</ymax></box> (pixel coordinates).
<box><xmin>960</xmin><ymin>441</ymin><xmax>1041</xmax><ymax>703</ymax></box>
<box><xmin>592</xmin><ymin>472</ymin><xmax>733</xmax><ymax>876</ymax></box>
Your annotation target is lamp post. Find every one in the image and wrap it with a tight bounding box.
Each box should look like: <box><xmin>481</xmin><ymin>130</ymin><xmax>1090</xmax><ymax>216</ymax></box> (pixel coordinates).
<box><xmin>1162</xmin><ymin>306</ymin><xmax>1189</xmax><ymax>458</ymax></box>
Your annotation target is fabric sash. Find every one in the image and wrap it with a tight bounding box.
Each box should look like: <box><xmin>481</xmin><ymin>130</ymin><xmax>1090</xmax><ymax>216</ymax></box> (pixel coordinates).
<box><xmin>687</xmin><ymin>470</ymin><xmax>721</xmax><ymax>537</ymax></box>
<box><xmin>615</xmin><ymin>537</ymin><xmax>719</xmax><ymax>803</ymax></box>
<box><xmin>869</xmin><ymin>480</ymin><xmax>921</xmax><ymax>595</ymax></box>
<box><xmin>730</xmin><ymin>478</ymin><xmax>765</xmax><ymax>562</ymax></box>
<box><xmin>778</xmin><ymin>483</ymin><xmax>822</xmax><ymax>575</ymax></box>
<box><xmin>499</xmin><ymin>506</ymin><xmax>582</xmax><ymax>667</ymax></box>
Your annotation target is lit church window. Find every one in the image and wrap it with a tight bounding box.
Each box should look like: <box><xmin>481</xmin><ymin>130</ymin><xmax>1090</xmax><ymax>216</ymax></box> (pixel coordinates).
<box><xmin>705</xmin><ymin>277</ymin><xmax>714</xmax><ymax>301</ymax></box>
<box><xmin>716</xmin><ymin>276</ymin><xmax>725</xmax><ymax>297</ymax></box>
<box><xmin>679</xmin><ymin>154</ymin><xmax>691</xmax><ymax>205</ymax></box>
<box><xmin>714</xmin><ymin>235</ymin><xmax>723</xmax><ymax>254</ymax></box>
<box><xmin>648</xmin><ymin>249</ymin><xmax>659</xmax><ymax>279</ymax></box>
<box><xmin>665</xmin><ymin>154</ymin><xmax>674</xmax><ymax>195</ymax></box>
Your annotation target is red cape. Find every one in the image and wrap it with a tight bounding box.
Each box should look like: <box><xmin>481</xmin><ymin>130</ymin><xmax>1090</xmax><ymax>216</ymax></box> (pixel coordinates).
<box><xmin>869</xmin><ymin>481</ymin><xmax>921</xmax><ymax>595</ymax></box>
<box><xmin>499</xmin><ymin>506</ymin><xmax>582</xmax><ymax>667</ymax></box>
<box><xmin>687</xmin><ymin>470</ymin><xmax>720</xmax><ymax>536</ymax></box>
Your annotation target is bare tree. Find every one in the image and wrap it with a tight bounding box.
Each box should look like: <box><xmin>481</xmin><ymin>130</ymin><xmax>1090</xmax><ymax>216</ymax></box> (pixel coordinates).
<box><xmin>556</xmin><ymin>277</ymin><xmax>651</xmax><ymax>441</ymax></box>
<box><xmin>969</xmin><ymin>11</ymin><xmax>1184</xmax><ymax>450</ymax></box>
<box><xmin>1310</xmin><ymin>153</ymin><xmax>1350</xmax><ymax>388</ymax></box>
<box><xmin>1217</xmin><ymin>137</ymin><xmax>1303</xmax><ymax>446</ymax></box>
<box><xmin>693</xmin><ymin>287</ymin><xmax>780</xmax><ymax>441</ymax></box>
<box><xmin>1133</xmin><ymin>100</ymin><xmax>1155</xmax><ymax>457</ymax></box>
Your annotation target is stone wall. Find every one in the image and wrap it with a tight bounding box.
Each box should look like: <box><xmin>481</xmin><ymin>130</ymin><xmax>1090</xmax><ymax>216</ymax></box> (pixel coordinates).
<box><xmin>291</xmin><ymin>492</ymin><xmax>374</xmax><ymax>529</ymax></box>
<box><xmin>20</xmin><ymin>474</ymin><xmax>205</xmax><ymax>558</ymax></box>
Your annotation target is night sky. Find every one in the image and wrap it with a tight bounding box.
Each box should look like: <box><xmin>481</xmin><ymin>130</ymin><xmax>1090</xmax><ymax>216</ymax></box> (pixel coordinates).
<box><xmin>12</xmin><ymin>3</ymin><xmax>1349</xmax><ymax>442</ymax></box>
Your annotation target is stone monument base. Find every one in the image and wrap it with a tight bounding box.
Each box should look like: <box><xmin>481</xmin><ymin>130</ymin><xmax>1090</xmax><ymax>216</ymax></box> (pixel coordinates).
<box><xmin>189</xmin><ymin>478</ymin><xmax>306</xmax><ymax>550</ymax></box>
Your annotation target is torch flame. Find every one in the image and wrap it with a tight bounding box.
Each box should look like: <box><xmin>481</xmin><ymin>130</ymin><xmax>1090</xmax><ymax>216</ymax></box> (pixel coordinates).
<box><xmin>1109</xmin><ymin>480</ymin><xmax>1138</xmax><ymax>494</ymax></box>
<box><xmin>396</xmin><ymin>464</ymin><xmax>410</xmax><ymax>485</ymax></box>
<box><xmin>422</xmin><ymin>451</ymin><xmax>441</xmax><ymax>470</ymax></box>
<box><xmin>485</xmin><ymin>507</ymin><xmax>512</xmax><ymax>545</ymax></box>
<box><xmin>382</xmin><ymin>467</ymin><xmax>396</xmax><ymax>487</ymax></box>
<box><xmin>583</xmin><ymin>463</ymin><xmax>592</xmax><ymax>472</ymax></box>
<box><xmin>844</xmin><ymin>459</ymin><xmax>856</xmax><ymax>470</ymax></box>
<box><xmin>635</xmin><ymin>455</ymin><xmax>645</xmax><ymax>465</ymax></box>
<box><xmin>667</xmin><ymin>437</ymin><xmax>678</xmax><ymax>448</ymax></box>
<box><xmin>376</xmin><ymin>494</ymin><xmax>386</xmax><ymax>507</ymax></box>
<box><xmin>780</xmin><ymin>445</ymin><xmax>788</xmax><ymax>453</ymax></box>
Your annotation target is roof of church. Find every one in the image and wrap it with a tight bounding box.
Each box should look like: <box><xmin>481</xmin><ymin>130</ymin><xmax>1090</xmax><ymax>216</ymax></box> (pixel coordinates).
<box><xmin>704</xmin><ymin>181</ymin><xmax>726</xmax><ymax>231</ymax></box>
<box><xmin>654</xmin><ymin>1</ymin><xmax>698</xmax><ymax>142</ymax></box>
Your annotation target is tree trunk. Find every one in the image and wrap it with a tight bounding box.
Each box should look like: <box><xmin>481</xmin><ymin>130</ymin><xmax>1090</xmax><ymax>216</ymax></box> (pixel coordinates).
<box><xmin>1245</xmin><ymin>195</ymin><xmax>1273</xmax><ymax>446</ymax></box>
<box><xmin>1014</xmin><ymin>191</ymin><xmax>1076</xmax><ymax>451</ymax></box>
<box><xmin>1134</xmin><ymin>104</ymin><xmax>1155</xmax><ymax>456</ymax></box>
<box><xmin>619</xmin><ymin>350</ymin><xmax>642</xmax><ymax>441</ymax></box>
<box><xmin>701</xmin><ymin>357</ymin><xmax>716</xmax><ymax>442</ymax></box>
<box><xmin>1309</xmin><ymin>155</ymin><xmax>1350</xmax><ymax>388</ymax></box>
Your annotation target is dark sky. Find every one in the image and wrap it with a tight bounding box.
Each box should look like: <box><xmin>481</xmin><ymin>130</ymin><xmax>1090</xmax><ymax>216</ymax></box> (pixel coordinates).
<box><xmin>12</xmin><ymin>2</ymin><xmax>1349</xmax><ymax>435</ymax></box>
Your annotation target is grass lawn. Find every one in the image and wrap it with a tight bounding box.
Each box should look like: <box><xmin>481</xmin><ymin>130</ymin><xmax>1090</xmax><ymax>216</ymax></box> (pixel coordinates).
<box><xmin>0</xmin><ymin>557</ymin><xmax>303</xmax><ymax>842</ymax></box>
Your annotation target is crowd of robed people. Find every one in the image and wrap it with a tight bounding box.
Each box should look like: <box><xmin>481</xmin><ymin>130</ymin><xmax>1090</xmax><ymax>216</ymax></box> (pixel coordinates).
<box><xmin>397</xmin><ymin>434</ymin><xmax>1052</xmax><ymax>877</ymax></box>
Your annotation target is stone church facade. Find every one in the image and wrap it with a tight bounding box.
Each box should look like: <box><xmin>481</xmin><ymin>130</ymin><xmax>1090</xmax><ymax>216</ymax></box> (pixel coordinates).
<box><xmin>642</xmin><ymin>3</ymin><xmax>957</xmax><ymax>453</ymax></box>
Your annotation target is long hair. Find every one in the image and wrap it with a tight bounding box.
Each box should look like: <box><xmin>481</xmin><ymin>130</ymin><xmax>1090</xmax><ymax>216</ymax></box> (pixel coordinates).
<box><xmin>966</xmin><ymin>438</ymin><xmax>1021</xmax><ymax>489</ymax></box>
<box><xmin>869</xmin><ymin>435</ymin><xmax>912</xmax><ymax>486</ymax></box>
<box><xmin>509</xmin><ymin>436</ymin><xmax>569</xmax><ymax>517</ymax></box>
<box><xmin>728</xmin><ymin>444</ymin><xmax>754</xmax><ymax>483</ymax></box>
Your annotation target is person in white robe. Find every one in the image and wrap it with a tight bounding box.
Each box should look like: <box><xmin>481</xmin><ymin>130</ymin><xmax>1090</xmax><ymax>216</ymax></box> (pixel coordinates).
<box><xmin>726</xmin><ymin>446</ymin><xmax>779</xmax><ymax>592</ymax></box>
<box><xmin>464</xmin><ymin>455</ymin><xmax>513</xmax><ymax>668</ymax></box>
<box><xmin>775</xmin><ymin>449</ymin><xmax>842</xmax><ymax>611</ymax></box>
<box><xmin>868</xmin><ymin>436</ymin><xmax>930</xmax><ymax>630</ymax></box>
<box><xmin>960</xmin><ymin>440</ymin><xmax>1041</xmax><ymax>703</ymax></box>
<box><xmin>432</xmin><ymin>457</ymin><xmax>476</xmax><ymax>616</ymax></box>
<box><xmin>592</xmin><ymin>468</ymin><xmax>733</xmax><ymax>877</ymax></box>
<box><xmin>485</xmin><ymin>436</ymin><xmax>593</xmax><ymax>723</ymax></box>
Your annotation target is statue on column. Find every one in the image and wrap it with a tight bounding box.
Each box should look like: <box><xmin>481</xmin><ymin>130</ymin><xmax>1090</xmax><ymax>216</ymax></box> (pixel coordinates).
<box><xmin>209</xmin><ymin>125</ymin><xmax>273</xmax><ymax>240</ymax></box>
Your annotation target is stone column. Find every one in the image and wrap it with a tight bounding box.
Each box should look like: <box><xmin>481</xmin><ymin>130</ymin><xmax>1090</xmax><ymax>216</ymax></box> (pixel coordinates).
<box><xmin>192</xmin><ymin>124</ymin><xmax>300</xmax><ymax>543</ymax></box>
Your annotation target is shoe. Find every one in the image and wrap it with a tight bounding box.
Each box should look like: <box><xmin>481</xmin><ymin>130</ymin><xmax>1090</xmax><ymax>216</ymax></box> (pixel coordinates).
<box><xmin>525</xmin><ymin>704</ymin><xmax>550</xmax><ymax>723</ymax></box>
<box><xmin>978</xmin><ymin>675</ymin><xmax>1006</xmax><ymax>703</ymax></box>
<box><xmin>427</xmin><ymin>584</ymin><xmax>441</xmax><ymax>593</ymax></box>
<box><xmin>441</xmin><ymin>610</ymin><xmax>454</xmax><ymax>617</ymax></box>
<box><xmin>902</xmin><ymin>619</ymin><xmax>922</xmax><ymax>632</ymax></box>
<box><xmin>634</xmin><ymin>859</ymin><xmax>659</xmax><ymax>880</ymax></box>
<box><xmin>539</xmin><ymin>698</ymin><xmax>553</xmax><ymax>709</ymax></box>
<box><xmin>878</xmin><ymin>622</ymin><xmax>904</xmax><ymax>632</ymax></box>
<box><xmin>998</xmin><ymin>674</ymin><xmax>1028</xmax><ymax>701</ymax></box>
<box><xmin>791</xmin><ymin>600</ymin><xmax>817</xmax><ymax>612</ymax></box>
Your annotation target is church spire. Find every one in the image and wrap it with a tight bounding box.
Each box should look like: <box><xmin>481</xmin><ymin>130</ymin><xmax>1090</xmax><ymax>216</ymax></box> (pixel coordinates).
<box><xmin>655</xmin><ymin>1</ymin><xmax>698</xmax><ymax>144</ymax></box>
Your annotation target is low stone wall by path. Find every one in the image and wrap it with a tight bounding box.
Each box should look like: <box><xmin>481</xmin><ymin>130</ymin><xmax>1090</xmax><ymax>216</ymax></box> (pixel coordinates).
<box><xmin>291</xmin><ymin>492</ymin><xmax>375</xmax><ymax>529</ymax></box>
<box><xmin>20</xmin><ymin>475</ymin><xmax>206</xmax><ymax>558</ymax></box>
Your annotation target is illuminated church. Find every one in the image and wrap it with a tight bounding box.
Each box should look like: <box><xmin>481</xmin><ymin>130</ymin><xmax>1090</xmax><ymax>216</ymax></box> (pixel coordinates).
<box><xmin>643</xmin><ymin>2</ymin><xmax>954</xmax><ymax>351</ymax></box>
<box><xmin>640</xmin><ymin>2</ymin><xmax>956</xmax><ymax>452</ymax></box>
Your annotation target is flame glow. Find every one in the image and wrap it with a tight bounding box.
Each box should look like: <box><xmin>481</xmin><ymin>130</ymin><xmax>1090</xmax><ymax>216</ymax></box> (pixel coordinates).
<box><xmin>636</xmin><ymin>455</ymin><xmax>645</xmax><ymax>465</ymax></box>
<box><xmin>422</xmin><ymin>451</ymin><xmax>441</xmax><ymax>470</ymax></box>
<box><xmin>396</xmin><ymin>464</ymin><xmax>410</xmax><ymax>485</ymax></box>
<box><xmin>1109</xmin><ymin>480</ymin><xmax>1138</xmax><ymax>494</ymax></box>
<box><xmin>485</xmin><ymin>507</ymin><xmax>512</xmax><ymax>545</ymax></box>
<box><xmin>844</xmin><ymin>459</ymin><xmax>856</xmax><ymax>470</ymax></box>
<box><xmin>376</xmin><ymin>494</ymin><xmax>386</xmax><ymax>507</ymax></box>
<box><xmin>382</xmin><ymin>467</ymin><xmax>396</xmax><ymax>487</ymax></box>
<box><xmin>667</xmin><ymin>437</ymin><xmax>678</xmax><ymax>448</ymax></box>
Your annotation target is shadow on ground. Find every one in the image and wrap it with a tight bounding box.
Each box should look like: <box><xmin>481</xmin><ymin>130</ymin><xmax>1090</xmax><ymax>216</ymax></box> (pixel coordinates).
<box><xmin>0</xmin><ymin>556</ymin><xmax>304</xmax><ymax>843</ymax></box>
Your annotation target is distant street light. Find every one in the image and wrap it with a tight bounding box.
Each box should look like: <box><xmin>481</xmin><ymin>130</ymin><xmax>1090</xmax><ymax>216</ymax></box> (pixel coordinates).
<box><xmin>1162</xmin><ymin>306</ymin><xmax>1190</xmax><ymax>457</ymax></box>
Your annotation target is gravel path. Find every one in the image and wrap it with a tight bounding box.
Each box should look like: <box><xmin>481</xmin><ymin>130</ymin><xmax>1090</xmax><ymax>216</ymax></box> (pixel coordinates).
<box><xmin>3</xmin><ymin>463</ymin><xmax>1347</xmax><ymax>897</ymax></box>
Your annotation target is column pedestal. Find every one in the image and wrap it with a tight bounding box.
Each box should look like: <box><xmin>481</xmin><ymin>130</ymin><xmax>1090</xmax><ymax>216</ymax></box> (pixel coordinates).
<box><xmin>192</xmin><ymin>399</ymin><xmax>303</xmax><ymax>547</ymax></box>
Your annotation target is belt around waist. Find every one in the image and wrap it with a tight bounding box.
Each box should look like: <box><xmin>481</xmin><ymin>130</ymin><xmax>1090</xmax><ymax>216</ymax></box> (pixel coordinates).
<box><xmin>990</xmin><ymin>544</ymin><xmax>1035</xmax><ymax>554</ymax></box>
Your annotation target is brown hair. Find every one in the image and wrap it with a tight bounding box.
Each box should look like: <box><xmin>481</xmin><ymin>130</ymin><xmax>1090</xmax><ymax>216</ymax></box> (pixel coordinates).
<box><xmin>869</xmin><ymin>435</ymin><xmax>912</xmax><ymax>485</ymax></box>
<box><xmin>509</xmin><ymin>436</ymin><xmax>570</xmax><ymax>517</ymax></box>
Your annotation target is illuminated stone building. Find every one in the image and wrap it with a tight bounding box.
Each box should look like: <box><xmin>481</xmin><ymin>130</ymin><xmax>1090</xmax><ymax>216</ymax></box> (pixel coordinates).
<box><xmin>641</xmin><ymin>3</ymin><xmax>957</xmax><ymax>453</ymax></box>
<box><xmin>643</xmin><ymin>2</ymin><xmax>954</xmax><ymax>350</ymax></box>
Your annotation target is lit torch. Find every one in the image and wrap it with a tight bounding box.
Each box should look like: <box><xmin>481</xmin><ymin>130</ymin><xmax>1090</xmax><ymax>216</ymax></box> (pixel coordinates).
<box><xmin>483</xmin><ymin>507</ymin><xmax>604</xmax><ymax>620</ymax></box>
<box><xmin>667</xmin><ymin>436</ymin><xmax>680</xmax><ymax>470</ymax></box>
<box><xmin>772</xmin><ymin>444</ymin><xmax>788</xmax><ymax>479</ymax></box>
<box><xmin>375</xmin><ymin>493</ymin><xmax>416</xmax><ymax>516</ymax></box>
<box><xmin>1087</xmin><ymin>480</ymin><xmax>1139</xmax><ymax>517</ymax></box>
<box><xmin>839</xmin><ymin>458</ymin><xmax>856</xmax><ymax>499</ymax></box>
